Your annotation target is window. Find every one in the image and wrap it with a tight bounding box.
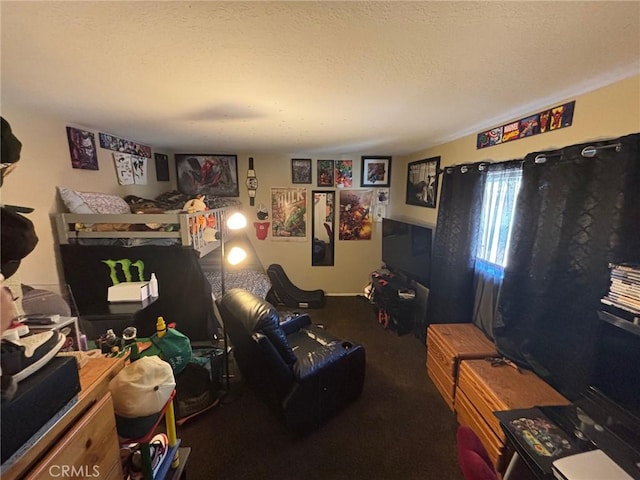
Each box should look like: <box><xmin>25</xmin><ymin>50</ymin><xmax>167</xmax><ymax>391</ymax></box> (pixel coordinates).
<box><xmin>475</xmin><ymin>165</ymin><xmax>522</xmax><ymax>279</ymax></box>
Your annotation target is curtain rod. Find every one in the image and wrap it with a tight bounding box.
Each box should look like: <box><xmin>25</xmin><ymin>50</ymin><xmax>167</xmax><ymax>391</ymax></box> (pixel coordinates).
<box><xmin>440</xmin><ymin>140</ymin><xmax>623</xmax><ymax>174</ymax></box>
<box><xmin>534</xmin><ymin>142</ymin><xmax>622</xmax><ymax>164</ymax></box>
<box><xmin>439</xmin><ymin>159</ymin><xmax>517</xmax><ymax>175</ymax></box>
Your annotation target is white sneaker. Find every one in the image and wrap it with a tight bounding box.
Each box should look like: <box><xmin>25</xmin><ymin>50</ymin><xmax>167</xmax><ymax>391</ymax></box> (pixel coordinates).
<box><xmin>1</xmin><ymin>322</ymin><xmax>30</xmax><ymax>341</ymax></box>
<box><xmin>0</xmin><ymin>331</ymin><xmax>66</xmax><ymax>382</ymax></box>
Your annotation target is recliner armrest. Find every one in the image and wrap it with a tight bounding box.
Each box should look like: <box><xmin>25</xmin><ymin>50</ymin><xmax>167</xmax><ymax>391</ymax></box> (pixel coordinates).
<box><xmin>293</xmin><ymin>341</ymin><xmax>362</xmax><ymax>381</ymax></box>
<box><xmin>279</xmin><ymin>313</ymin><xmax>312</xmax><ymax>335</ymax></box>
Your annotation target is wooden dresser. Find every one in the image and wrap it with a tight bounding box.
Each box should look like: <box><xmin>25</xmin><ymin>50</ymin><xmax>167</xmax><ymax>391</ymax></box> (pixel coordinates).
<box><xmin>426</xmin><ymin>323</ymin><xmax>497</xmax><ymax>410</ymax></box>
<box><xmin>455</xmin><ymin>358</ymin><xmax>570</xmax><ymax>470</ymax></box>
<box><xmin>4</xmin><ymin>357</ymin><xmax>124</xmax><ymax>480</ymax></box>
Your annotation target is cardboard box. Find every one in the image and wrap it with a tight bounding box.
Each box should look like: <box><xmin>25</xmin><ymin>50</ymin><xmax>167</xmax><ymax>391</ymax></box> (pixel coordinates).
<box><xmin>107</xmin><ymin>282</ymin><xmax>150</xmax><ymax>302</ymax></box>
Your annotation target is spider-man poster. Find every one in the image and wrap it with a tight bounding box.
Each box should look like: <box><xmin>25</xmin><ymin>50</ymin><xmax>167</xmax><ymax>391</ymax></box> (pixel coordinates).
<box><xmin>175</xmin><ymin>154</ymin><xmax>239</xmax><ymax>197</ymax></box>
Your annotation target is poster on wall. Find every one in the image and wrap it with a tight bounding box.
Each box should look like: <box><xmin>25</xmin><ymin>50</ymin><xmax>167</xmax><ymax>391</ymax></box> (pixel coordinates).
<box><xmin>271</xmin><ymin>187</ymin><xmax>307</xmax><ymax>241</ymax></box>
<box><xmin>113</xmin><ymin>153</ymin><xmax>134</xmax><ymax>185</ymax></box>
<box><xmin>113</xmin><ymin>153</ymin><xmax>148</xmax><ymax>185</ymax></box>
<box><xmin>66</xmin><ymin>127</ymin><xmax>99</xmax><ymax>170</ymax></box>
<box><xmin>361</xmin><ymin>156</ymin><xmax>391</xmax><ymax>187</ymax></box>
<box><xmin>317</xmin><ymin>160</ymin><xmax>335</xmax><ymax>187</ymax></box>
<box><xmin>334</xmin><ymin>160</ymin><xmax>353</xmax><ymax>187</ymax></box>
<box><xmin>339</xmin><ymin>189</ymin><xmax>373</xmax><ymax>240</ymax></box>
<box><xmin>373</xmin><ymin>188</ymin><xmax>389</xmax><ymax>222</ymax></box>
<box><xmin>155</xmin><ymin>153</ymin><xmax>170</xmax><ymax>181</ymax></box>
<box><xmin>175</xmin><ymin>154</ymin><xmax>239</xmax><ymax>197</ymax></box>
<box><xmin>99</xmin><ymin>132</ymin><xmax>152</xmax><ymax>158</ymax></box>
<box><xmin>476</xmin><ymin>100</ymin><xmax>575</xmax><ymax>149</ymax></box>
<box><xmin>406</xmin><ymin>156</ymin><xmax>440</xmax><ymax>208</ymax></box>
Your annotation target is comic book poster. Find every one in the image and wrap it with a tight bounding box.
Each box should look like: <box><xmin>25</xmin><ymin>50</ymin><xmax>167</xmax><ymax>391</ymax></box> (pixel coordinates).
<box><xmin>502</xmin><ymin>121</ymin><xmax>521</xmax><ymax>143</ymax></box>
<box><xmin>477</xmin><ymin>100</ymin><xmax>575</xmax><ymax>149</ymax></box>
<box><xmin>67</xmin><ymin>127</ymin><xmax>99</xmax><ymax>170</ymax></box>
<box><xmin>539</xmin><ymin>110</ymin><xmax>552</xmax><ymax>133</ymax></box>
<box><xmin>113</xmin><ymin>153</ymin><xmax>147</xmax><ymax>185</ymax></box>
<box><xmin>317</xmin><ymin>160</ymin><xmax>335</xmax><ymax>187</ymax></box>
<box><xmin>334</xmin><ymin>160</ymin><xmax>353</xmax><ymax>188</ymax></box>
<box><xmin>339</xmin><ymin>189</ymin><xmax>373</xmax><ymax>240</ymax></box>
<box><xmin>271</xmin><ymin>187</ymin><xmax>307</xmax><ymax>241</ymax></box>
<box><xmin>99</xmin><ymin>132</ymin><xmax>152</xmax><ymax>158</ymax></box>
<box><xmin>519</xmin><ymin>114</ymin><xmax>540</xmax><ymax>138</ymax></box>
<box><xmin>477</xmin><ymin>127</ymin><xmax>503</xmax><ymax>148</ymax></box>
<box><xmin>113</xmin><ymin>153</ymin><xmax>134</xmax><ymax>185</ymax></box>
<box><xmin>549</xmin><ymin>101</ymin><xmax>575</xmax><ymax>130</ymax></box>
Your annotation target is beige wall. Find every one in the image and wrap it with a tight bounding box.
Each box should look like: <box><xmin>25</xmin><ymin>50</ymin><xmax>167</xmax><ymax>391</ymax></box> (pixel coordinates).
<box><xmin>0</xmin><ymin>105</ymin><xmax>381</xmax><ymax>293</ymax></box>
<box><xmin>389</xmin><ymin>75</ymin><xmax>640</xmax><ymax>225</ymax></box>
<box><xmin>2</xmin><ymin>75</ymin><xmax>638</xmax><ymax>292</ymax></box>
<box><xmin>231</xmin><ymin>153</ymin><xmax>382</xmax><ymax>295</ymax></box>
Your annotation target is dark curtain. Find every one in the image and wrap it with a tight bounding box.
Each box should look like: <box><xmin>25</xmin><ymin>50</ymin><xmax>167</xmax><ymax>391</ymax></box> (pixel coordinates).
<box><xmin>494</xmin><ymin>133</ymin><xmax>640</xmax><ymax>400</ymax></box>
<box><xmin>425</xmin><ymin>163</ymin><xmax>485</xmax><ymax>326</ymax></box>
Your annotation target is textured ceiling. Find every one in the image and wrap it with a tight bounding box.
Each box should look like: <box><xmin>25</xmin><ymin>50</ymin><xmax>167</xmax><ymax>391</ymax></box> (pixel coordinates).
<box><xmin>2</xmin><ymin>1</ymin><xmax>639</xmax><ymax>156</ymax></box>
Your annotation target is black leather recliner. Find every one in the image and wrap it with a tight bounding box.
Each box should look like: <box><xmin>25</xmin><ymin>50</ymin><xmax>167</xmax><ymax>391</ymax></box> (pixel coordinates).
<box><xmin>218</xmin><ymin>288</ymin><xmax>366</xmax><ymax>434</ymax></box>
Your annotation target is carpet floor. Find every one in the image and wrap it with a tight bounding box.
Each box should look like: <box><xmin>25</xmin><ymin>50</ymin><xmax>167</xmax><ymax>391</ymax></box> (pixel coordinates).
<box><xmin>176</xmin><ymin>295</ymin><xmax>464</xmax><ymax>480</ymax></box>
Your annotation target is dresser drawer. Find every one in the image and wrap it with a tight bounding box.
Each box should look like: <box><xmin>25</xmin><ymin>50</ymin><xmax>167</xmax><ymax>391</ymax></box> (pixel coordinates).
<box><xmin>26</xmin><ymin>393</ymin><xmax>122</xmax><ymax>480</ymax></box>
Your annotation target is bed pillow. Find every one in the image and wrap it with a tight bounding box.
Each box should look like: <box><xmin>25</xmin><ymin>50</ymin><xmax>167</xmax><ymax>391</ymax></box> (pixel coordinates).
<box><xmin>58</xmin><ymin>187</ymin><xmax>131</xmax><ymax>214</ymax></box>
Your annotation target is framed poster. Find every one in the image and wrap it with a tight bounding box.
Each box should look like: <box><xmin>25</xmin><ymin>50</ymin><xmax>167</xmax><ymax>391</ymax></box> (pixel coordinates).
<box><xmin>361</xmin><ymin>156</ymin><xmax>391</xmax><ymax>187</ymax></box>
<box><xmin>175</xmin><ymin>154</ymin><xmax>239</xmax><ymax>197</ymax></box>
<box><xmin>271</xmin><ymin>187</ymin><xmax>307</xmax><ymax>241</ymax></box>
<box><xmin>317</xmin><ymin>160</ymin><xmax>335</xmax><ymax>187</ymax></box>
<box><xmin>291</xmin><ymin>158</ymin><xmax>312</xmax><ymax>184</ymax></box>
<box><xmin>154</xmin><ymin>153</ymin><xmax>170</xmax><ymax>181</ymax></box>
<box><xmin>334</xmin><ymin>160</ymin><xmax>353</xmax><ymax>188</ymax></box>
<box><xmin>406</xmin><ymin>156</ymin><xmax>440</xmax><ymax>208</ymax></box>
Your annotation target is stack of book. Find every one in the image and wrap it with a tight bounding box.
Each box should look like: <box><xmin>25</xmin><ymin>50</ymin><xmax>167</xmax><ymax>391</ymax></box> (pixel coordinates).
<box><xmin>601</xmin><ymin>263</ymin><xmax>640</xmax><ymax>321</ymax></box>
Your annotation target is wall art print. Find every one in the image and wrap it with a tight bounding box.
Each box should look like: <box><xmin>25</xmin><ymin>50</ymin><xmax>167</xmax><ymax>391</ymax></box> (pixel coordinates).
<box><xmin>155</xmin><ymin>153</ymin><xmax>170</xmax><ymax>181</ymax></box>
<box><xmin>317</xmin><ymin>160</ymin><xmax>335</xmax><ymax>187</ymax></box>
<box><xmin>406</xmin><ymin>156</ymin><xmax>440</xmax><ymax>208</ymax></box>
<box><xmin>334</xmin><ymin>160</ymin><xmax>353</xmax><ymax>188</ymax></box>
<box><xmin>361</xmin><ymin>156</ymin><xmax>391</xmax><ymax>187</ymax></box>
<box><xmin>175</xmin><ymin>154</ymin><xmax>239</xmax><ymax>197</ymax></box>
<box><xmin>99</xmin><ymin>132</ymin><xmax>152</xmax><ymax>158</ymax></box>
<box><xmin>271</xmin><ymin>187</ymin><xmax>307</xmax><ymax>241</ymax></box>
<box><xmin>291</xmin><ymin>158</ymin><xmax>312</xmax><ymax>184</ymax></box>
<box><xmin>476</xmin><ymin>100</ymin><xmax>575</xmax><ymax>149</ymax></box>
<box><xmin>66</xmin><ymin>127</ymin><xmax>99</xmax><ymax>170</ymax></box>
<box><xmin>339</xmin><ymin>189</ymin><xmax>373</xmax><ymax>241</ymax></box>
<box><xmin>113</xmin><ymin>153</ymin><xmax>147</xmax><ymax>185</ymax></box>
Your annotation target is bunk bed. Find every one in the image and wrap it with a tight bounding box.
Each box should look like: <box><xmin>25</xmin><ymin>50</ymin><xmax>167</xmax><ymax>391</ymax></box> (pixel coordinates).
<box><xmin>52</xmin><ymin>188</ymin><xmax>242</xmax><ymax>343</ymax></box>
<box><xmin>54</xmin><ymin>208</ymin><xmax>228</xmax><ymax>257</ymax></box>
<box><xmin>53</xmin><ymin>190</ymin><xmax>271</xmax><ymax>343</ymax></box>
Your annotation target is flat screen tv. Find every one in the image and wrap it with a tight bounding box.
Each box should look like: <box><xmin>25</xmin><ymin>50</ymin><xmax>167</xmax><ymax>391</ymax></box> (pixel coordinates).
<box><xmin>382</xmin><ymin>217</ymin><xmax>434</xmax><ymax>287</ymax></box>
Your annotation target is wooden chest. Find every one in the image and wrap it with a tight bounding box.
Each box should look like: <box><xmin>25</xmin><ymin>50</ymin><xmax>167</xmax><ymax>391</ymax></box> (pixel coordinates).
<box><xmin>426</xmin><ymin>323</ymin><xmax>497</xmax><ymax>410</ymax></box>
<box><xmin>455</xmin><ymin>359</ymin><xmax>569</xmax><ymax>469</ymax></box>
